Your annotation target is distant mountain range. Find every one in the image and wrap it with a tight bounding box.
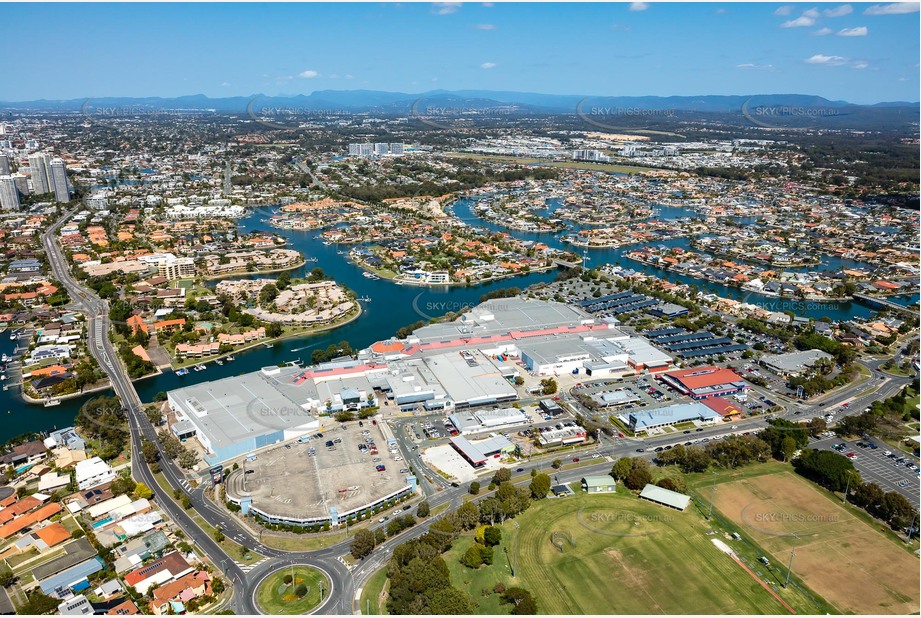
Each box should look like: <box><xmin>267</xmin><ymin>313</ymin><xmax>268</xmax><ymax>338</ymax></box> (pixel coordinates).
<box><xmin>0</xmin><ymin>90</ymin><xmax>916</xmax><ymax>114</ymax></box>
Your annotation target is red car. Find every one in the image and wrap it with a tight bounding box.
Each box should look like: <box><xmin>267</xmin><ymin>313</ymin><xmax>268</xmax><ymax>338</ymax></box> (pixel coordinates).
<box><xmin>617</xmin><ymin>433</ymin><xmax>624</xmax><ymax>438</ymax></box>
<box><xmin>572</xmin><ymin>457</ymin><xmax>580</xmax><ymax>462</ymax></box>
<box><xmin>842</xmin><ymin>403</ymin><xmax>849</xmax><ymax>408</ymax></box>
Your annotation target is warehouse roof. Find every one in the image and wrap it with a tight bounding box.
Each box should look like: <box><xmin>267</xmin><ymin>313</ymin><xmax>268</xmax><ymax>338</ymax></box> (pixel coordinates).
<box><xmin>761</xmin><ymin>349</ymin><xmax>833</xmax><ymax>373</ymax></box>
<box><xmin>449</xmin><ymin>435</ymin><xmax>513</xmax><ymax>464</ymax></box>
<box><xmin>167</xmin><ymin>369</ymin><xmax>317</xmax><ymax>452</ymax></box>
<box><xmin>639</xmin><ymin>484</ymin><xmax>691</xmax><ymax>511</ymax></box>
<box><xmin>582</xmin><ymin>475</ymin><xmax>616</xmax><ymax>488</ymax></box>
<box><xmin>663</xmin><ymin>366</ymin><xmax>745</xmax><ymax>390</ymax></box>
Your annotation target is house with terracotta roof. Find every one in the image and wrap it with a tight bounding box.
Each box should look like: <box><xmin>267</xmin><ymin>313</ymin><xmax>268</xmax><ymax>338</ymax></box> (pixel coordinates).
<box><xmin>0</xmin><ymin>502</ymin><xmax>63</xmax><ymax>538</ymax></box>
<box><xmin>149</xmin><ymin>571</ymin><xmax>211</xmax><ymax>615</ymax></box>
<box><xmin>106</xmin><ymin>600</ymin><xmax>140</xmax><ymax>615</ymax></box>
<box><xmin>34</xmin><ymin>522</ymin><xmax>72</xmax><ymax>547</ymax></box>
<box><xmin>123</xmin><ymin>551</ymin><xmax>193</xmax><ymax>594</ymax></box>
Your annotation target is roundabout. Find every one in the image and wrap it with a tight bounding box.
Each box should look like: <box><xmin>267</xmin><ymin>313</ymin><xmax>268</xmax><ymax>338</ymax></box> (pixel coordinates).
<box><xmin>252</xmin><ymin>564</ymin><xmax>333</xmax><ymax>615</ymax></box>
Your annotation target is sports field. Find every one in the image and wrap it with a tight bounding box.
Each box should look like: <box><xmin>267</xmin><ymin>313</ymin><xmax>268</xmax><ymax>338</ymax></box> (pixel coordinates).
<box><xmin>711</xmin><ymin>471</ymin><xmax>920</xmax><ymax>615</ymax></box>
<box><xmin>447</xmin><ymin>488</ymin><xmax>821</xmax><ymax>615</ymax></box>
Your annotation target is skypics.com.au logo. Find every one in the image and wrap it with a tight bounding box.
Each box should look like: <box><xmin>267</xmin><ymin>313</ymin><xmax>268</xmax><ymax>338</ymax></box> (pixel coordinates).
<box><xmin>410</xmin><ymin>98</ymin><xmax>515</xmax><ymax>130</ymax></box>
<box><xmin>740</xmin><ymin>98</ymin><xmax>841</xmax><ymax>130</ymax></box>
<box><xmin>81</xmin><ymin>99</ymin><xmax>208</xmax><ymax>125</ymax></box>
<box><xmin>575</xmin><ymin>98</ymin><xmax>685</xmax><ymax>137</ymax></box>
<box><xmin>246</xmin><ymin>96</ymin><xmax>354</xmax><ymax>130</ymax></box>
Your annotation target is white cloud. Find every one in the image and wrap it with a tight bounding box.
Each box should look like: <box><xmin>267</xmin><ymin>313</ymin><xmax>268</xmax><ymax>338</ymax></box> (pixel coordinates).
<box><xmin>824</xmin><ymin>4</ymin><xmax>853</xmax><ymax>16</ymax></box>
<box><xmin>433</xmin><ymin>2</ymin><xmax>461</xmax><ymax>14</ymax></box>
<box><xmin>629</xmin><ymin>2</ymin><xmax>649</xmax><ymax>11</ymax></box>
<box><xmin>838</xmin><ymin>26</ymin><xmax>868</xmax><ymax>36</ymax></box>
<box><xmin>475</xmin><ymin>23</ymin><xmax>496</xmax><ymax>30</ymax></box>
<box><xmin>813</xmin><ymin>27</ymin><xmax>833</xmax><ymax>35</ymax></box>
<box><xmin>864</xmin><ymin>2</ymin><xmax>920</xmax><ymax>14</ymax></box>
<box><xmin>298</xmin><ymin>70</ymin><xmax>320</xmax><ymax>79</ymax></box>
<box><xmin>345</xmin><ymin>74</ymin><xmax>354</xmax><ymax>80</ymax></box>
<box><xmin>480</xmin><ymin>62</ymin><xmax>497</xmax><ymax>69</ymax></box>
<box><xmin>805</xmin><ymin>54</ymin><xmax>849</xmax><ymax>65</ymax></box>
<box><xmin>736</xmin><ymin>63</ymin><xmax>774</xmax><ymax>70</ymax></box>
<box><xmin>781</xmin><ymin>14</ymin><xmax>817</xmax><ymax>27</ymax></box>
<box><xmin>774</xmin><ymin>5</ymin><xmax>794</xmax><ymax>15</ymax></box>
<box><xmin>220</xmin><ymin>82</ymin><xmax>231</xmax><ymax>87</ymax></box>
<box><xmin>852</xmin><ymin>60</ymin><xmax>870</xmax><ymax>69</ymax></box>
<box><xmin>482</xmin><ymin>2</ymin><xmax>494</xmax><ymax>6</ymax></box>
<box><xmin>803</xmin><ymin>7</ymin><xmax>820</xmax><ymax>17</ymax></box>
<box><xmin>715</xmin><ymin>8</ymin><xmax>727</xmax><ymax>14</ymax></box>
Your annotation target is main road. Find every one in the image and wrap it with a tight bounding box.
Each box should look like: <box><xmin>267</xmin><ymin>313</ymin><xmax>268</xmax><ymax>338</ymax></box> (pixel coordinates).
<box><xmin>40</xmin><ymin>208</ymin><xmax>918</xmax><ymax>615</ymax></box>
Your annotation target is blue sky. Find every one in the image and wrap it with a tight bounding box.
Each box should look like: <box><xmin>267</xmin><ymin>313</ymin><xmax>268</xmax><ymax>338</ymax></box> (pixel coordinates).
<box><xmin>3</xmin><ymin>2</ymin><xmax>918</xmax><ymax>103</ymax></box>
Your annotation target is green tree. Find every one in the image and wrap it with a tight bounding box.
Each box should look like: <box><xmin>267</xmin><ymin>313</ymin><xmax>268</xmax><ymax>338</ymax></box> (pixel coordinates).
<box><xmin>349</xmin><ymin>529</ymin><xmax>375</xmax><ymax>560</ymax></box>
<box><xmin>468</xmin><ymin>481</ymin><xmax>480</xmax><ymax>495</ymax></box>
<box><xmin>611</xmin><ymin>457</ymin><xmax>634</xmax><ymax>480</ymax></box>
<box><xmin>491</xmin><ymin>468</ymin><xmax>511</xmax><ymax>485</ymax></box>
<box><xmin>624</xmin><ymin>465</ymin><xmax>653</xmax><ymax>491</ymax></box>
<box><xmin>141</xmin><ymin>441</ymin><xmax>159</xmax><ymax>463</ymax></box>
<box><xmin>529</xmin><ymin>473</ymin><xmax>551</xmax><ymax>499</ymax></box>
<box><xmin>416</xmin><ymin>501</ymin><xmax>430</xmax><ymax>518</ymax></box>
<box><xmin>454</xmin><ymin>501</ymin><xmax>480</xmax><ymax>530</ymax></box>
<box><xmin>460</xmin><ymin>543</ymin><xmax>484</xmax><ymax>568</ymax></box>
<box><xmin>483</xmin><ymin>526</ymin><xmax>502</xmax><ymax>547</ymax></box>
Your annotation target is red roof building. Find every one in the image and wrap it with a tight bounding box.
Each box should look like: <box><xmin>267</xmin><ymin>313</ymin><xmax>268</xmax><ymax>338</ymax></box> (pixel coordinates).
<box><xmin>701</xmin><ymin>396</ymin><xmax>744</xmax><ymax>421</ymax></box>
<box><xmin>660</xmin><ymin>366</ymin><xmax>747</xmax><ymax>400</ymax></box>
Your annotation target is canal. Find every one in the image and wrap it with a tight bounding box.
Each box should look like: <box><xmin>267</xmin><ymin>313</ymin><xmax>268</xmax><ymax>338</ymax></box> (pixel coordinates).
<box><xmin>0</xmin><ymin>199</ymin><xmax>903</xmax><ymax>443</ymax></box>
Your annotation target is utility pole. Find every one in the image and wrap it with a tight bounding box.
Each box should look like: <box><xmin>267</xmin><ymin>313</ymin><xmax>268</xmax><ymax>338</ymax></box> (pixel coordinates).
<box><xmin>707</xmin><ymin>474</ymin><xmax>716</xmax><ymax>521</ymax></box>
<box><xmin>784</xmin><ymin>546</ymin><xmax>796</xmax><ymax>588</ymax></box>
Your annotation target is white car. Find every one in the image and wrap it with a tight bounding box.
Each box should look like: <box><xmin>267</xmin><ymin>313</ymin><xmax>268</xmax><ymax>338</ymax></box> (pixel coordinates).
<box><xmin>394</xmin><ymin>456</ymin><xmax>403</xmax><ymax>461</ymax></box>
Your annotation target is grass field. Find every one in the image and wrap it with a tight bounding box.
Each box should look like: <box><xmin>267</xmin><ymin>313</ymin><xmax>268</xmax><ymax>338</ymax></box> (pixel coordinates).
<box><xmin>707</xmin><ymin>469</ymin><xmax>920</xmax><ymax>615</ymax></box>
<box><xmin>260</xmin><ymin>530</ymin><xmax>351</xmax><ymax>552</ymax></box>
<box><xmin>442</xmin><ymin>487</ymin><xmax>822</xmax><ymax>615</ymax></box>
<box><xmin>358</xmin><ymin>567</ymin><xmax>390</xmax><ymax>615</ymax></box>
<box><xmin>255</xmin><ymin>566</ymin><xmax>328</xmax><ymax>615</ymax></box>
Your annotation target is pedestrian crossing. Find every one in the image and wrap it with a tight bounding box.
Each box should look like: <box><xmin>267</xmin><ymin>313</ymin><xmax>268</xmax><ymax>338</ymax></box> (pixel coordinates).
<box><xmin>179</xmin><ymin>479</ymin><xmax>191</xmax><ymax>491</ymax></box>
<box><xmin>236</xmin><ymin>557</ymin><xmax>269</xmax><ymax>573</ymax></box>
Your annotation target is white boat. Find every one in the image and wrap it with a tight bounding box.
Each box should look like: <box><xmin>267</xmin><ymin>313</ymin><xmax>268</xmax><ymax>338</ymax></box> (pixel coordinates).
<box><xmin>226</xmin><ymin>355</ymin><xmax>235</xmax><ymax>362</ymax></box>
<box><xmin>215</xmin><ymin>359</ymin><xmax>224</xmax><ymax>366</ymax></box>
<box><xmin>0</xmin><ymin>354</ymin><xmax>7</xmax><ymax>363</ymax></box>
<box><xmin>175</xmin><ymin>368</ymin><xmax>190</xmax><ymax>376</ymax></box>
<box><xmin>304</xmin><ymin>257</ymin><xmax>319</xmax><ymax>263</ymax></box>
<box><xmin>357</xmin><ymin>297</ymin><xmax>372</xmax><ymax>302</ymax></box>
<box><xmin>193</xmin><ymin>364</ymin><xmax>207</xmax><ymax>372</ymax></box>
<box><xmin>44</xmin><ymin>399</ymin><xmax>61</xmax><ymax>407</ymax></box>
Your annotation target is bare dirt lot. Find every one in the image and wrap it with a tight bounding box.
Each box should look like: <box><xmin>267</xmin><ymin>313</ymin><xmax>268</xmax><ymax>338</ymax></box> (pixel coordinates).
<box><xmin>713</xmin><ymin>472</ymin><xmax>919</xmax><ymax>615</ymax></box>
